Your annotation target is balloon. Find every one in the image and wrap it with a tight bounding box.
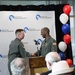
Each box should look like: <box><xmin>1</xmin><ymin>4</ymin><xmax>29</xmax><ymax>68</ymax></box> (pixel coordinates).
<box><xmin>62</xmin><ymin>24</ymin><xmax>70</xmax><ymax>34</ymax></box>
<box><xmin>63</xmin><ymin>5</ymin><xmax>71</xmax><ymax>15</ymax></box>
<box><xmin>59</xmin><ymin>13</ymin><xmax>68</xmax><ymax>24</ymax></box>
<box><xmin>63</xmin><ymin>34</ymin><xmax>71</xmax><ymax>44</ymax></box>
<box><xmin>66</xmin><ymin>59</ymin><xmax>73</xmax><ymax>66</ymax></box>
<box><xmin>58</xmin><ymin>41</ymin><xmax>67</xmax><ymax>52</ymax></box>
<box><xmin>59</xmin><ymin>52</ymin><xmax>66</xmax><ymax>60</ymax></box>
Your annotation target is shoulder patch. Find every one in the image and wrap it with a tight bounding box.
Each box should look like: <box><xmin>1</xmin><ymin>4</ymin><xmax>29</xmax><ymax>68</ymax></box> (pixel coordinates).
<box><xmin>52</xmin><ymin>42</ymin><xmax>56</xmax><ymax>45</ymax></box>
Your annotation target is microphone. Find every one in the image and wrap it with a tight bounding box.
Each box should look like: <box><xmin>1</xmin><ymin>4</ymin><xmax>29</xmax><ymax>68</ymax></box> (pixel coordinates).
<box><xmin>34</xmin><ymin>40</ymin><xmax>40</xmax><ymax>45</ymax></box>
<box><xmin>34</xmin><ymin>40</ymin><xmax>40</xmax><ymax>56</ymax></box>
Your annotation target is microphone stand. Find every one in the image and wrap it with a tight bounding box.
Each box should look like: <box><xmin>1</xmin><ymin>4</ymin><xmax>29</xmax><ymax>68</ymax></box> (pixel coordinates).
<box><xmin>36</xmin><ymin>44</ymin><xmax>39</xmax><ymax>56</ymax></box>
<box><xmin>34</xmin><ymin>40</ymin><xmax>40</xmax><ymax>56</ymax></box>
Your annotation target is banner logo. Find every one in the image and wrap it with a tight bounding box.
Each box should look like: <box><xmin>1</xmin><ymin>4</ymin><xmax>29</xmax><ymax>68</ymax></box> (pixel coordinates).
<box><xmin>9</xmin><ymin>15</ymin><xmax>27</xmax><ymax>21</ymax></box>
<box><xmin>0</xmin><ymin>29</ymin><xmax>14</xmax><ymax>32</ymax></box>
<box><xmin>24</xmin><ymin>27</ymin><xmax>39</xmax><ymax>33</ymax></box>
<box><xmin>37</xmin><ymin>39</ymin><xmax>42</xmax><ymax>43</ymax></box>
<box><xmin>36</xmin><ymin>14</ymin><xmax>41</xmax><ymax>20</ymax></box>
<box><xmin>24</xmin><ymin>27</ymin><xmax>29</xmax><ymax>33</ymax></box>
<box><xmin>36</xmin><ymin>14</ymin><xmax>51</xmax><ymax>20</ymax></box>
<box><xmin>9</xmin><ymin>15</ymin><xmax>14</xmax><ymax>21</ymax></box>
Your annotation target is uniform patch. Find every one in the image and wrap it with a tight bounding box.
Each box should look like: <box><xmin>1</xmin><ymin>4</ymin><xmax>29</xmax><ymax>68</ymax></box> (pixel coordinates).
<box><xmin>52</xmin><ymin>42</ymin><xmax>56</xmax><ymax>45</ymax></box>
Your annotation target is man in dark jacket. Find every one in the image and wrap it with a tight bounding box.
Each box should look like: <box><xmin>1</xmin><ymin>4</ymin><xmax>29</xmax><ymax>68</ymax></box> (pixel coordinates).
<box><xmin>8</xmin><ymin>29</ymin><xmax>31</xmax><ymax>75</ymax></box>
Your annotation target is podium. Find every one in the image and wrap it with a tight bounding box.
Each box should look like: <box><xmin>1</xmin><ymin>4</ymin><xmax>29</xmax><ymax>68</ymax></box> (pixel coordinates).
<box><xmin>24</xmin><ymin>57</ymin><xmax>48</xmax><ymax>75</ymax></box>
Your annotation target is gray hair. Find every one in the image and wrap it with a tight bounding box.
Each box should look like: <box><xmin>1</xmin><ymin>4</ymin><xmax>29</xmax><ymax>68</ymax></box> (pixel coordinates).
<box><xmin>45</xmin><ymin>52</ymin><xmax>61</xmax><ymax>64</ymax></box>
<box><xmin>10</xmin><ymin>58</ymin><xmax>25</xmax><ymax>75</ymax></box>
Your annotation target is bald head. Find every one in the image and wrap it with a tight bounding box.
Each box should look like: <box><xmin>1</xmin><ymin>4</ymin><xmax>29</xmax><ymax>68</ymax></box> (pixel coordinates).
<box><xmin>42</xmin><ymin>27</ymin><xmax>50</xmax><ymax>34</ymax></box>
<box><xmin>14</xmin><ymin>58</ymin><xmax>25</xmax><ymax>68</ymax></box>
<box><xmin>10</xmin><ymin>58</ymin><xmax>25</xmax><ymax>75</ymax></box>
<box><xmin>41</xmin><ymin>27</ymin><xmax>50</xmax><ymax>38</ymax></box>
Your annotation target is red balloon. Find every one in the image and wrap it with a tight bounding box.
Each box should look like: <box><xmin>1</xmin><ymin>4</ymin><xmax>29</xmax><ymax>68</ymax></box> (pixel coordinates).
<box><xmin>63</xmin><ymin>5</ymin><xmax>71</xmax><ymax>15</ymax></box>
<box><xmin>63</xmin><ymin>34</ymin><xmax>71</xmax><ymax>44</ymax></box>
<box><xmin>66</xmin><ymin>59</ymin><xmax>73</xmax><ymax>66</ymax></box>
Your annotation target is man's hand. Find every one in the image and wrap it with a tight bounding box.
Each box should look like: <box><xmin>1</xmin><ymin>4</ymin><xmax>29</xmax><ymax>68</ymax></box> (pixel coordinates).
<box><xmin>35</xmin><ymin>73</ymin><xmax>40</xmax><ymax>75</ymax></box>
<box><xmin>31</xmin><ymin>53</ymin><xmax>37</xmax><ymax>57</ymax></box>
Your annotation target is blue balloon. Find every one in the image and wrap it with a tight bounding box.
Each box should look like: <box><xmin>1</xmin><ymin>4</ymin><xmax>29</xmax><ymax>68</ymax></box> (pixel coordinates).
<box><xmin>62</xmin><ymin>24</ymin><xmax>70</xmax><ymax>34</ymax></box>
<box><xmin>59</xmin><ymin>52</ymin><xmax>66</xmax><ymax>60</ymax></box>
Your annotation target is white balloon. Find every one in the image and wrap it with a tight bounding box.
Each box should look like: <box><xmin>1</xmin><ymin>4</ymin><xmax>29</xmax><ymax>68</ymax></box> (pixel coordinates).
<box><xmin>58</xmin><ymin>41</ymin><xmax>67</xmax><ymax>52</ymax></box>
<box><xmin>59</xmin><ymin>13</ymin><xmax>68</xmax><ymax>24</ymax></box>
